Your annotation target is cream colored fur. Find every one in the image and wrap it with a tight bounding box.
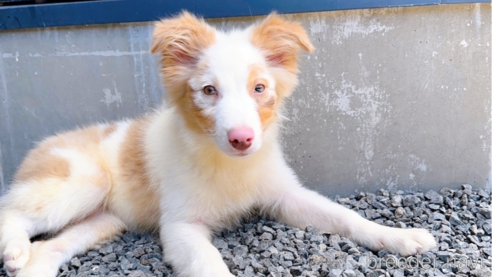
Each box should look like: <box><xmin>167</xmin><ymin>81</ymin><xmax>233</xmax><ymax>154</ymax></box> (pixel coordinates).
<box><xmin>0</xmin><ymin>12</ymin><xmax>436</xmax><ymax>277</ymax></box>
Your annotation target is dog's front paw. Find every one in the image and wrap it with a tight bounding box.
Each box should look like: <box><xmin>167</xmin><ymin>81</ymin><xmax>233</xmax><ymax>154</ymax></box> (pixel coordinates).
<box><xmin>379</xmin><ymin>228</ymin><xmax>436</xmax><ymax>256</ymax></box>
<box><xmin>2</xmin><ymin>240</ymin><xmax>31</xmax><ymax>276</ymax></box>
<box><xmin>16</xmin><ymin>266</ymin><xmax>57</xmax><ymax>277</ymax></box>
<box><xmin>15</xmin><ymin>242</ymin><xmax>59</xmax><ymax>277</ymax></box>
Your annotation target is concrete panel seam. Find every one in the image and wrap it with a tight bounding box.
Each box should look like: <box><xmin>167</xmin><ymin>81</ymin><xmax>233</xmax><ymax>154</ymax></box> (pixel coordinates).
<box><xmin>0</xmin><ymin>141</ymin><xmax>4</xmax><ymax>194</ymax></box>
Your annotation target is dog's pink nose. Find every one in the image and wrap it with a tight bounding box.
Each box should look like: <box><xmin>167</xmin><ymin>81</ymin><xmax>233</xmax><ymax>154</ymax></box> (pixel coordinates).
<box><xmin>228</xmin><ymin>127</ymin><xmax>254</xmax><ymax>151</ymax></box>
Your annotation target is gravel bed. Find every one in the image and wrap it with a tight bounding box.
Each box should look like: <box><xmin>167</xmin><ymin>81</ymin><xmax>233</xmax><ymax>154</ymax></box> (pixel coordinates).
<box><xmin>1</xmin><ymin>185</ymin><xmax>490</xmax><ymax>277</ymax></box>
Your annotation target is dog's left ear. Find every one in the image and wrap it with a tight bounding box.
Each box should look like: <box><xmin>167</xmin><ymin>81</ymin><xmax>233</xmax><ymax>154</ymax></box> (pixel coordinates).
<box><xmin>251</xmin><ymin>13</ymin><xmax>314</xmax><ymax>71</ymax></box>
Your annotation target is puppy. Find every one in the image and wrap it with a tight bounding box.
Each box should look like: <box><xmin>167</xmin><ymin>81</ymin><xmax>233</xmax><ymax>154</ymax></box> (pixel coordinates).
<box><xmin>0</xmin><ymin>12</ymin><xmax>436</xmax><ymax>277</ymax></box>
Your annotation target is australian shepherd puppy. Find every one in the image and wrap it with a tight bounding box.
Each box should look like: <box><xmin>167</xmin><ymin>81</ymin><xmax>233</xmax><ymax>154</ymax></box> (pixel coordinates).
<box><xmin>0</xmin><ymin>12</ymin><xmax>436</xmax><ymax>277</ymax></box>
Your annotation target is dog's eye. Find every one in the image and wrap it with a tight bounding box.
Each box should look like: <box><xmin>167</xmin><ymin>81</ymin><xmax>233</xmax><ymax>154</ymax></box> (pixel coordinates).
<box><xmin>254</xmin><ymin>84</ymin><xmax>265</xmax><ymax>93</ymax></box>
<box><xmin>203</xmin><ymin>85</ymin><xmax>217</xmax><ymax>95</ymax></box>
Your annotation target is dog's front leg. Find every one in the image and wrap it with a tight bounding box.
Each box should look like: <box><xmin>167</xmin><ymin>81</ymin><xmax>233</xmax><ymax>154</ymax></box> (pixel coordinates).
<box><xmin>160</xmin><ymin>221</ymin><xmax>233</xmax><ymax>277</ymax></box>
<box><xmin>262</xmin><ymin>164</ymin><xmax>436</xmax><ymax>256</ymax></box>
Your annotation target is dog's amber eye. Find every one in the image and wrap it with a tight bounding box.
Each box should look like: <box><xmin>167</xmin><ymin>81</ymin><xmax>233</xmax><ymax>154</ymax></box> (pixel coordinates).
<box><xmin>255</xmin><ymin>84</ymin><xmax>265</xmax><ymax>93</ymax></box>
<box><xmin>203</xmin><ymin>85</ymin><xmax>217</xmax><ymax>95</ymax></box>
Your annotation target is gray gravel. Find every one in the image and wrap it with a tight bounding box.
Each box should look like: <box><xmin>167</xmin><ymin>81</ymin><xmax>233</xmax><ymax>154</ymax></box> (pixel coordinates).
<box><xmin>0</xmin><ymin>184</ymin><xmax>490</xmax><ymax>277</ymax></box>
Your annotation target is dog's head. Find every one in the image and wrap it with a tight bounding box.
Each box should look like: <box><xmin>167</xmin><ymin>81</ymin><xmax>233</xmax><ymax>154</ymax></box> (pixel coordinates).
<box><xmin>151</xmin><ymin>12</ymin><xmax>313</xmax><ymax>157</ymax></box>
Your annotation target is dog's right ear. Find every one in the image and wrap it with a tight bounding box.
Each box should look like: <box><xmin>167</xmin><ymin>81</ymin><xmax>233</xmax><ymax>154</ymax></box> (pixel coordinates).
<box><xmin>151</xmin><ymin>11</ymin><xmax>215</xmax><ymax>85</ymax></box>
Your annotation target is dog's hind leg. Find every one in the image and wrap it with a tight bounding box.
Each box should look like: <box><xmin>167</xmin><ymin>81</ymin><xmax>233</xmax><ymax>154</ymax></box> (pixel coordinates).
<box><xmin>0</xmin><ymin>173</ymin><xmax>111</xmax><ymax>276</ymax></box>
<box><xmin>16</xmin><ymin>212</ymin><xmax>125</xmax><ymax>277</ymax></box>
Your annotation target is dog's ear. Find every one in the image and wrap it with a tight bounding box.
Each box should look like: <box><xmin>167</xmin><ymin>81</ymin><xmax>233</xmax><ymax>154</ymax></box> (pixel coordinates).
<box><xmin>251</xmin><ymin>13</ymin><xmax>314</xmax><ymax>71</ymax></box>
<box><xmin>151</xmin><ymin>11</ymin><xmax>215</xmax><ymax>84</ymax></box>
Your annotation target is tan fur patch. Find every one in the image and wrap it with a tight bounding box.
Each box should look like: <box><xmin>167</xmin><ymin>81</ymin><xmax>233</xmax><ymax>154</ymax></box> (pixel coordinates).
<box><xmin>167</xmin><ymin>57</ymin><xmax>217</xmax><ymax>135</ymax></box>
<box><xmin>118</xmin><ymin>118</ymin><xmax>151</xmax><ymax>193</ymax></box>
<box><xmin>258</xmin><ymin>98</ymin><xmax>277</xmax><ymax>129</ymax></box>
<box><xmin>248</xmin><ymin>64</ymin><xmax>278</xmax><ymax>129</ymax></box>
<box><xmin>101</xmin><ymin>124</ymin><xmax>117</xmax><ymax>138</ymax></box>
<box><xmin>14</xmin><ymin>126</ymin><xmax>104</xmax><ymax>183</ymax></box>
<box><xmin>115</xmin><ymin>118</ymin><xmax>160</xmax><ymax>230</ymax></box>
<box><xmin>14</xmin><ymin>150</ymin><xmax>70</xmax><ymax>183</ymax></box>
<box><xmin>175</xmin><ymin>85</ymin><xmax>215</xmax><ymax>135</ymax></box>
<box><xmin>151</xmin><ymin>11</ymin><xmax>216</xmax><ymax>103</ymax></box>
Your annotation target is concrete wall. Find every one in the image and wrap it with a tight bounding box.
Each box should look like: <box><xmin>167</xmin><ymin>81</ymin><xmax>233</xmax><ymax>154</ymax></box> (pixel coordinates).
<box><xmin>0</xmin><ymin>4</ymin><xmax>490</xmax><ymax>196</ymax></box>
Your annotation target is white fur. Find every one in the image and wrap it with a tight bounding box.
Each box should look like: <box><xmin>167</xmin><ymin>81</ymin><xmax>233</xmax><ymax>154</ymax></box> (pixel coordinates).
<box><xmin>0</xmin><ymin>14</ymin><xmax>436</xmax><ymax>277</ymax></box>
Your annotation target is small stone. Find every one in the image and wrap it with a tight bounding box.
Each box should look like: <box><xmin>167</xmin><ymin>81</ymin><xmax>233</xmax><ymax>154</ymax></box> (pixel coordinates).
<box><xmin>135</xmin><ymin>263</ymin><xmax>151</xmax><ymax>274</ymax></box>
<box><xmin>462</xmin><ymin>184</ymin><xmax>472</xmax><ymax>193</ymax></box>
<box><xmin>372</xmin><ymin>202</ymin><xmax>386</xmax><ymax>210</ymax></box>
<box><xmin>283</xmin><ymin>251</ymin><xmax>295</xmax><ymax>261</ymax></box>
<box><xmin>436</xmin><ymin>251</ymin><xmax>452</xmax><ymax>260</ymax></box>
<box><xmin>107</xmin><ymin>262</ymin><xmax>118</xmax><ymax>271</ymax></box>
<box><xmin>395</xmin><ymin>222</ymin><xmax>406</xmax><ymax>228</ymax></box>
<box><xmin>262</xmin><ymin>226</ymin><xmax>275</xmax><ymax>234</ymax></box>
<box><xmin>102</xmin><ymin>253</ymin><xmax>117</xmax><ymax>263</ymax></box>
<box><xmin>470</xmin><ymin>224</ymin><xmax>479</xmax><ymax>234</ymax></box>
<box><xmin>381</xmin><ymin>209</ymin><xmax>393</xmax><ymax>218</ymax></box>
<box><xmin>213</xmin><ymin>237</ymin><xmax>228</xmax><ymax>250</ymax></box>
<box><xmin>339</xmin><ymin>238</ymin><xmax>356</xmax><ymax>250</ymax></box>
<box><xmin>433</xmin><ymin>212</ymin><xmax>446</xmax><ymax>221</ymax></box>
<box><xmin>394</xmin><ymin>207</ymin><xmax>406</xmax><ymax>218</ymax></box>
<box><xmin>366</xmin><ymin>269</ymin><xmax>386</xmax><ymax>277</ymax></box>
<box><xmin>267</xmin><ymin>246</ymin><xmax>279</xmax><ymax>255</ymax></box>
<box><xmin>122</xmin><ymin>233</ymin><xmax>135</xmax><ymax>243</ymax></box>
<box><xmin>483</xmin><ymin>222</ymin><xmax>491</xmax><ymax>234</ymax></box>
<box><xmin>483</xmin><ymin>248</ymin><xmax>492</xmax><ymax>256</ymax></box>
<box><xmin>98</xmin><ymin>245</ymin><xmax>113</xmax><ymax>255</ymax></box>
<box><xmin>259</xmin><ymin>232</ymin><xmax>273</xmax><ymax>240</ymax></box>
<box><xmin>70</xmin><ymin>257</ymin><xmax>81</xmax><ymax>268</ymax></box>
<box><xmin>127</xmin><ymin>270</ymin><xmax>146</xmax><ymax>277</ymax></box>
<box><xmin>294</xmin><ymin>231</ymin><xmax>305</xmax><ymax>239</ymax></box>
<box><xmin>132</xmin><ymin>248</ymin><xmax>145</xmax><ymax>258</ymax></box>
<box><xmin>342</xmin><ymin>269</ymin><xmax>357</xmax><ymax>277</ymax></box>
<box><xmin>330</xmin><ymin>268</ymin><xmax>343</xmax><ymax>277</ymax></box>
<box><xmin>120</xmin><ymin>258</ymin><xmax>134</xmax><ymax>271</ymax></box>
<box><xmin>440</xmin><ymin>187</ymin><xmax>454</xmax><ymax>197</ymax></box>
<box><xmin>456</xmin><ymin>224</ymin><xmax>471</xmax><ymax>234</ymax></box>
<box><xmin>391</xmin><ymin>195</ymin><xmax>402</xmax><ymax>207</ymax></box>
<box><xmin>428</xmin><ymin>204</ymin><xmax>440</xmax><ymax>210</ymax></box>
<box><xmin>347</xmin><ymin>247</ymin><xmax>359</xmax><ymax>254</ymax></box>
<box><xmin>470</xmin><ymin>268</ymin><xmax>492</xmax><ymax>277</ymax></box>
<box><xmin>449</xmin><ymin>213</ymin><xmax>464</xmax><ymax>226</ymax></box>
<box><xmin>87</xmin><ymin>251</ymin><xmax>99</xmax><ymax>258</ymax></box>
<box><xmin>478</xmin><ymin>189</ymin><xmax>490</xmax><ymax>198</ymax></box>
<box><xmin>480</xmin><ymin>208</ymin><xmax>491</xmax><ymax>219</ymax></box>
<box><xmin>338</xmin><ymin>197</ymin><xmax>351</xmax><ymax>205</ymax></box>
<box><xmin>290</xmin><ymin>266</ymin><xmax>303</xmax><ymax>276</ymax></box>
<box><xmin>328</xmin><ymin>234</ymin><xmax>341</xmax><ymax>247</ymax></box>
<box><xmin>403</xmin><ymin>195</ymin><xmax>419</xmax><ymax>207</ymax></box>
<box><xmin>425</xmin><ymin>190</ymin><xmax>444</xmax><ymax>204</ymax></box>
<box><xmin>365</xmin><ymin>210</ymin><xmax>375</xmax><ymax>219</ymax></box>
<box><xmin>393</xmin><ymin>270</ymin><xmax>404</xmax><ymax>277</ymax></box>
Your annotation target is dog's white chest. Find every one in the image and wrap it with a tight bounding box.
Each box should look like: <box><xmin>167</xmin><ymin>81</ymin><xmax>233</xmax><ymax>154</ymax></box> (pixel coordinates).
<box><xmin>160</xmin><ymin>162</ymin><xmax>262</xmax><ymax>228</ymax></box>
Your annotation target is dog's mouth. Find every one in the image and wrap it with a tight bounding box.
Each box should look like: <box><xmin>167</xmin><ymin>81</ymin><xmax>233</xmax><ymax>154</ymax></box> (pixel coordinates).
<box><xmin>227</xmin><ymin>149</ymin><xmax>250</xmax><ymax>158</ymax></box>
<box><xmin>227</xmin><ymin>145</ymin><xmax>260</xmax><ymax>158</ymax></box>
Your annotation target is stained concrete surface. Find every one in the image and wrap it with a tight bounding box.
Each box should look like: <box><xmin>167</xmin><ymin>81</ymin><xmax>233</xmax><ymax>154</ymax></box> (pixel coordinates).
<box><xmin>0</xmin><ymin>4</ymin><xmax>490</xmax><ymax>196</ymax></box>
